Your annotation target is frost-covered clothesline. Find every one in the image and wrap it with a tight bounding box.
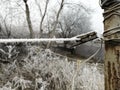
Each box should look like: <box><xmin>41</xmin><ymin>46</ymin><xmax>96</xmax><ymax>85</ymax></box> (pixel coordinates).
<box><xmin>0</xmin><ymin>31</ymin><xmax>97</xmax><ymax>43</ymax></box>
<box><xmin>0</xmin><ymin>38</ymin><xmax>80</xmax><ymax>43</ymax></box>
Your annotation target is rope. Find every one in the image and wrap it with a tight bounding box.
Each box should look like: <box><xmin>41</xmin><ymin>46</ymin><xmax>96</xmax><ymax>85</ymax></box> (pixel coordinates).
<box><xmin>0</xmin><ymin>38</ymin><xmax>80</xmax><ymax>43</ymax></box>
<box><xmin>103</xmin><ymin>26</ymin><xmax>120</xmax><ymax>37</ymax></box>
<box><xmin>103</xmin><ymin>3</ymin><xmax>120</xmax><ymax>22</ymax></box>
<box><xmin>100</xmin><ymin>0</ymin><xmax>107</xmax><ymax>7</ymax></box>
<box><xmin>100</xmin><ymin>0</ymin><xmax>120</xmax><ymax>9</ymax></box>
<box><xmin>102</xmin><ymin>2</ymin><xmax>120</xmax><ymax>38</ymax></box>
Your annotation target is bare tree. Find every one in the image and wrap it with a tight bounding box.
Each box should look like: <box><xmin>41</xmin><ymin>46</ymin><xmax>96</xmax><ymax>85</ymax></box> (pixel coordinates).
<box><xmin>46</xmin><ymin>0</ymin><xmax>65</xmax><ymax>48</ymax></box>
<box><xmin>58</xmin><ymin>11</ymin><xmax>92</xmax><ymax>37</ymax></box>
<box><xmin>23</xmin><ymin>0</ymin><xmax>34</xmax><ymax>38</ymax></box>
<box><xmin>0</xmin><ymin>0</ymin><xmax>27</xmax><ymax>38</ymax></box>
<box><xmin>55</xmin><ymin>3</ymin><xmax>92</xmax><ymax>48</ymax></box>
<box><xmin>39</xmin><ymin>0</ymin><xmax>49</xmax><ymax>38</ymax></box>
<box><xmin>51</xmin><ymin>0</ymin><xmax>64</xmax><ymax>37</ymax></box>
<box><xmin>0</xmin><ymin>14</ymin><xmax>13</xmax><ymax>38</ymax></box>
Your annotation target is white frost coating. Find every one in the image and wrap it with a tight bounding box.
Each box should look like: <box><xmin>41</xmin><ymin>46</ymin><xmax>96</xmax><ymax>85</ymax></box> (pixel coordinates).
<box><xmin>0</xmin><ymin>38</ymin><xmax>80</xmax><ymax>43</ymax></box>
<box><xmin>0</xmin><ymin>31</ymin><xmax>97</xmax><ymax>43</ymax></box>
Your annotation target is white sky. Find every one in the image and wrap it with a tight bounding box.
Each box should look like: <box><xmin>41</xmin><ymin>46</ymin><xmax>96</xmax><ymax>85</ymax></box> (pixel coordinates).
<box><xmin>81</xmin><ymin>0</ymin><xmax>103</xmax><ymax>34</ymax></box>
<box><xmin>79</xmin><ymin>0</ymin><xmax>104</xmax><ymax>35</ymax></box>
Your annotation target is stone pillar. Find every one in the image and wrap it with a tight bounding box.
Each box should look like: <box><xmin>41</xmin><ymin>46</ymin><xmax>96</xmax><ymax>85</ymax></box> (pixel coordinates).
<box><xmin>101</xmin><ymin>0</ymin><xmax>120</xmax><ymax>90</ymax></box>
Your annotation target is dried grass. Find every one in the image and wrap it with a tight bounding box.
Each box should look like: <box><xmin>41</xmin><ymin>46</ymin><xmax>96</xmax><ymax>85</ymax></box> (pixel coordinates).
<box><xmin>0</xmin><ymin>46</ymin><xmax>104</xmax><ymax>90</ymax></box>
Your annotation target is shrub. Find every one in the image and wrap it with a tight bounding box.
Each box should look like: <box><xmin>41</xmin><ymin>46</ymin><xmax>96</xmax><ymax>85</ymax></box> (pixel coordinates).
<box><xmin>0</xmin><ymin>46</ymin><xmax>104</xmax><ymax>90</ymax></box>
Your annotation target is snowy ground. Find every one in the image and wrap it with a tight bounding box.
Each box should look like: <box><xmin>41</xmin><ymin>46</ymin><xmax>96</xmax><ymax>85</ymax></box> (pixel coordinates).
<box><xmin>0</xmin><ymin>46</ymin><xmax>104</xmax><ymax>90</ymax></box>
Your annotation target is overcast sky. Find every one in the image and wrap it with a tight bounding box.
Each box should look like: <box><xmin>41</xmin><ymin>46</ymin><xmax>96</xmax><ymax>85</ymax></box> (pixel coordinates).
<box><xmin>80</xmin><ymin>0</ymin><xmax>104</xmax><ymax>36</ymax></box>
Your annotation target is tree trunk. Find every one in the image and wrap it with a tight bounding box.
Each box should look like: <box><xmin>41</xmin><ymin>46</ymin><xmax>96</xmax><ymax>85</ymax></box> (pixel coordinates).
<box><xmin>46</xmin><ymin>0</ymin><xmax>64</xmax><ymax>48</ymax></box>
<box><xmin>39</xmin><ymin>0</ymin><xmax>49</xmax><ymax>38</ymax></box>
<box><xmin>24</xmin><ymin>1</ymin><xmax>34</xmax><ymax>38</ymax></box>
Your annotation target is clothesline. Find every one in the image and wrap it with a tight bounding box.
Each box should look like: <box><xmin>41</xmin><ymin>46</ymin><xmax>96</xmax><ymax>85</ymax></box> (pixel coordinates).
<box><xmin>0</xmin><ymin>38</ymin><xmax>80</xmax><ymax>43</ymax></box>
<box><xmin>0</xmin><ymin>31</ymin><xmax>97</xmax><ymax>43</ymax></box>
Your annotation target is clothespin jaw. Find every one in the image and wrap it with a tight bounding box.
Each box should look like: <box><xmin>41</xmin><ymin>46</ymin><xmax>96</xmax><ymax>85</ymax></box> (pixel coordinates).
<box><xmin>75</xmin><ymin>31</ymin><xmax>98</xmax><ymax>42</ymax></box>
<box><xmin>70</xmin><ymin>31</ymin><xmax>98</xmax><ymax>48</ymax></box>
